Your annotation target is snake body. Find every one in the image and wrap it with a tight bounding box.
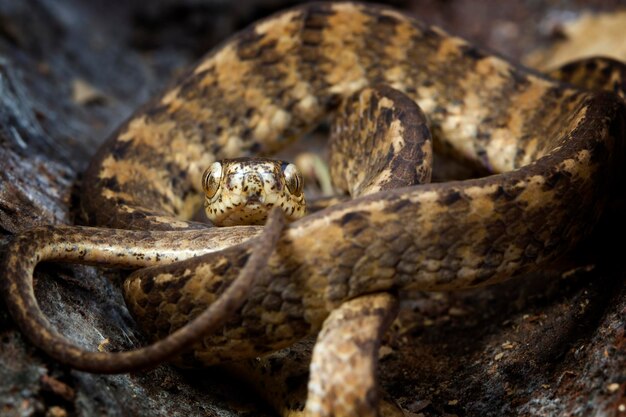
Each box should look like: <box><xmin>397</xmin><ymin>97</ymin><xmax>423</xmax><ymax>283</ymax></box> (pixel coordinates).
<box><xmin>2</xmin><ymin>1</ymin><xmax>626</xmax><ymax>415</ymax></box>
<box><xmin>120</xmin><ymin>2</ymin><xmax>624</xmax><ymax>364</ymax></box>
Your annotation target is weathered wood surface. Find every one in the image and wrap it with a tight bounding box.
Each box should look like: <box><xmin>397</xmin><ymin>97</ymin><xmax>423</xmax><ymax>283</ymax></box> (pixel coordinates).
<box><xmin>0</xmin><ymin>1</ymin><xmax>624</xmax><ymax>416</ymax></box>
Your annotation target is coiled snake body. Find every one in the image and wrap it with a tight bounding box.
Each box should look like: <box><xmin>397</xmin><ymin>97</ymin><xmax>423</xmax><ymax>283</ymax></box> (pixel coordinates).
<box><xmin>2</xmin><ymin>2</ymin><xmax>626</xmax><ymax>416</ymax></box>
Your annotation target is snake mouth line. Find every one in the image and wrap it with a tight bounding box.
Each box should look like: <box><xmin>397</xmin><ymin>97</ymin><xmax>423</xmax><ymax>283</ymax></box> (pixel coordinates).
<box><xmin>245</xmin><ymin>195</ymin><xmax>263</xmax><ymax>204</ymax></box>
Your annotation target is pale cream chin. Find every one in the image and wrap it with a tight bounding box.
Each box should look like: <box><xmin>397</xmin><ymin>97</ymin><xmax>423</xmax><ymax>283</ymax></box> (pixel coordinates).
<box><xmin>206</xmin><ymin>195</ymin><xmax>306</xmax><ymax>226</ymax></box>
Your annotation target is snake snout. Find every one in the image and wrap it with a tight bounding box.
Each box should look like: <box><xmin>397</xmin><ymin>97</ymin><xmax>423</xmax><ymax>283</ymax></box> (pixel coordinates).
<box><xmin>245</xmin><ymin>193</ymin><xmax>263</xmax><ymax>204</ymax></box>
<box><xmin>203</xmin><ymin>158</ymin><xmax>306</xmax><ymax>226</ymax></box>
<box><xmin>243</xmin><ymin>172</ymin><xmax>266</xmax><ymax>200</ymax></box>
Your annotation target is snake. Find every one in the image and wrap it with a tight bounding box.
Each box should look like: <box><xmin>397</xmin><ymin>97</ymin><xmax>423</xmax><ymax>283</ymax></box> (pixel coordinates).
<box><xmin>2</xmin><ymin>1</ymin><xmax>626</xmax><ymax>416</ymax></box>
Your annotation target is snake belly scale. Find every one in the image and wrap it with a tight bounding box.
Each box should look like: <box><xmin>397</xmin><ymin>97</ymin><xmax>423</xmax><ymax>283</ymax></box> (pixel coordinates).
<box><xmin>1</xmin><ymin>0</ymin><xmax>625</xmax><ymax>411</ymax></box>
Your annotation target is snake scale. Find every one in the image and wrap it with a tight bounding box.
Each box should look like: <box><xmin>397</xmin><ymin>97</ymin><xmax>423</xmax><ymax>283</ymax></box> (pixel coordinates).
<box><xmin>2</xmin><ymin>1</ymin><xmax>626</xmax><ymax>416</ymax></box>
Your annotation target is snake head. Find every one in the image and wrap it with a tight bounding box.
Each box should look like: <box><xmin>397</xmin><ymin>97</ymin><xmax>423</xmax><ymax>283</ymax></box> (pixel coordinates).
<box><xmin>202</xmin><ymin>157</ymin><xmax>306</xmax><ymax>226</ymax></box>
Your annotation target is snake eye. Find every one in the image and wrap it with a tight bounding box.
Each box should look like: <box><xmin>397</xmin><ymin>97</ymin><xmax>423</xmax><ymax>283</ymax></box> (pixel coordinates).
<box><xmin>282</xmin><ymin>163</ymin><xmax>303</xmax><ymax>196</ymax></box>
<box><xmin>202</xmin><ymin>161</ymin><xmax>223</xmax><ymax>199</ymax></box>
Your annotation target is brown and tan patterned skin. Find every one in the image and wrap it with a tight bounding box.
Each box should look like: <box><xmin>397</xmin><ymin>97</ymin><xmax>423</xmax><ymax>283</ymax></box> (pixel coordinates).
<box><xmin>223</xmin><ymin>85</ymin><xmax>428</xmax><ymax>417</ymax></box>
<box><xmin>305</xmin><ymin>293</ymin><xmax>399</xmax><ymax>417</ymax></box>
<box><xmin>298</xmin><ymin>86</ymin><xmax>431</xmax><ymax>417</ymax></box>
<box><xmin>122</xmin><ymin>2</ymin><xmax>626</xmax><ymax>365</ymax></box>
<box><xmin>330</xmin><ymin>85</ymin><xmax>432</xmax><ymax>194</ymax></box>
<box><xmin>1</xmin><ymin>1</ymin><xmax>626</xmax><ymax>412</ymax></box>
<box><xmin>548</xmin><ymin>56</ymin><xmax>626</xmax><ymax>101</ymax></box>
<box><xmin>202</xmin><ymin>158</ymin><xmax>306</xmax><ymax>225</ymax></box>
